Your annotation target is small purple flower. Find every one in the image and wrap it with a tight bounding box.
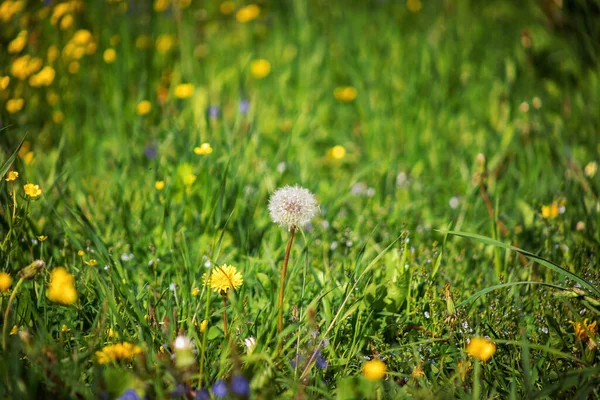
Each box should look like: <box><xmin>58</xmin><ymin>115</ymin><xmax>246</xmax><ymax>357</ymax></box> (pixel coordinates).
<box><xmin>170</xmin><ymin>383</ymin><xmax>187</xmax><ymax>398</ymax></box>
<box><xmin>144</xmin><ymin>145</ymin><xmax>157</xmax><ymax>159</ymax></box>
<box><xmin>230</xmin><ymin>375</ymin><xmax>250</xmax><ymax>397</ymax></box>
<box><xmin>239</xmin><ymin>99</ymin><xmax>250</xmax><ymax>114</ymax></box>
<box><xmin>117</xmin><ymin>389</ymin><xmax>140</xmax><ymax>400</ymax></box>
<box><xmin>212</xmin><ymin>380</ymin><xmax>228</xmax><ymax>398</ymax></box>
<box><xmin>208</xmin><ymin>105</ymin><xmax>220</xmax><ymax>119</ymax></box>
<box><xmin>195</xmin><ymin>388</ymin><xmax>210</xmax><ymax>400</ymax></box>
<box><xmin>290</xmin><ymin>354</ymin><xmax>305</xmax><ymax>369</ymax></box>
<box><xmin>316</xmin><ymin>352</ymin><xmax>328</xmax><ymax>369</ymax></box>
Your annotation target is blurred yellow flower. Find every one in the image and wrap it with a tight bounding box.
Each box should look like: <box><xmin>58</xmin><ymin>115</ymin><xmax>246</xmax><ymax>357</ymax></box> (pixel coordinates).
<box><xmin>0</xmin><ymin>272</ymin><xmax>13</xmax><ymax>293</ymax></box>
<box><xmin>0</xmin><ymin>1</ymin><xmax>24</xmax><ymax>23</ymax></box>
<box><xmin>61</xmin><ymin>325</ymin><xmax>70</xmax><ymax>333</ymax></box>
<box><xmin>37</xmin><ymin>235</ymin><xmax>48</xmax><ymax>241</ymax></box>
<box><xmin>0</xmin><ymin>76</ymin><xmax>9</xmax><ymax>90</ymax></box>
<box><xmin>6</xmin><ymin>171</ymin><xmax>19</xmax><ymax>181</ymax></box>
<box><xmin>236</xmin><ymin>4</ymin><xmax>260</xmax><ymax>22</ymax></box>
<box><xmin>250</xmin><ymin>59</ymin><xmax>271</xmax><ymax>79</ymax></box>
<box><xmin>177</xmin><ymin>0</ymin><xmax>191</xmax><ymax>8</ymax></box>
<box><xmin>200</xmin><ymin>319</ymin><xmax>208</xmax><ymax>332</ymax></box>
<box><xmin>174</xmin><ymin>83</ymin><xmax>195</xmax><ymax>99</ymax></box>
<box><xmin>192</xmin><ymin>288</ymin><xmax>200</xmax><ymax>296</ymax></box>
<box><xmin>466</xmin><ymin>337</ymin><xmax>496</xmax><ymax>362</ymax></box>
<box><xmin>22</xmin><ymin>151</ymin><xmax>34</xmax><ymax>165</ymax></box>
<box><xmin>411</xmin><ymin>364</ymin><xmax>425</xmax><ymax>378</ymax></box>
<box><xmin>541</xmin><ymin>202</ymin><xmax>559</xmax><ymax>219</ymax></box>
<box><xmin>154</xmin><ymin>0</ymin><xmax>170</xmax><ymax>12</ymax></box>
<box><xmin>78</xmin><ymin>250</ymin><xmax>85</xmax><ymax>256</ymax></box>
<box><xmin>29</xmin><ymin>66</ymin><xmax>56</xmax><ymax>87</ymax></box>
<box><xmin>135</xmin><ymin>35</ymin><xmax>151</xmax><ymax>49</ymax></box>
<box><xmin>183</xmin><ymin>174</ymin><xmax>196</xmax><ymax>186</ymax></box>
<box><xmin>11</xmin><ymin>55</ymin><xmax>42</xmax><ymax>80</ymax></box>
<box><xmin>457</xmin><ymin>360</ymin><xmax>471</xmax><ymax>381</ymax></box>
<box><xmin>86</xmin><ymin>42</ymin><xmax>97</xmax><ymax>55</ymax></box>
<box><xmin>85</xmin><ymin>259</ymin><xmax>97</xmax><ymax>266</ymax></box>
<box><xmin>585</xmin><ymin>161</ymin><xmax>597</xmax><ymax>177</ymax></box>
<box><xmin>194</xmin><ymin>143</ymin><xmax>213</xmax><ymax>155</ymax></box>
<box><xmin>103</xmin><ymin>48</ymin><xmax>117</xmax><ymax>63</ymax></box>
<box><xmin>72</xmin><ymin>29</ymin><xmax>93</xmax><ymax>45</ymax></box>
<box><xmin>53</xmin><ymin>111</ymin><xmax>64</xmax><ymax>124</ymax></box>
<box><xmin>107</xmin><ymin>328</ymin><xmax>119</xmax><ymax>338</ymax></box>
<box><xmin>96</xmin><ymin>342</ymin><xmax>142</xmax><ymax>364</ymax></box>
<box><xmin>362</xmin><ymin>359</ymin><xmax>386</xmax><ymax>381</ymax></box>
<box><xmin>60</xmin><ymin>14</ymin><xmax>74</xmax><ymax>30</ymax></box>
<box><xmin>24</xmin><ymin>183</ymin><xmax>42</xmax><ymax>198</ymax></box>
<box><xmin>47</xmin><ymin>91</ymin><xmax>59</xmax><ymax>106</ymax></box>
<box><xmin>47</xmin><ymin>267</ymin><xmax>77</xmax><ymax>305</ymax></box>
<box><xmin>570</xmin><ymin>319</ymin><xmax>598</xmax><ymax>343</ymax></box>
<box><xmin>220</xmin><ymin>1</ymin><xmax>235</xmax><ymax>14</ymax></box>
<box><xmin>334</xmin><ymin>86</ymin><xmax>357</xmax><ymax>102</ymax></box>
<box><xmin>155</xmin><ymin>181</ymin><xmax>165</xmax><ymax>190</ymax></box>
<box><xmin>10</xmin><ymin>325</ymin><xmax>17</xmax><ymax>335</ymax></box>
<box><xmin>69</xmin><ymin>61</ymin><xmax>80</xmax><ymax>74</ymax></box>
<box><xmin>328</xmin><ymin>145</ymin><xmax>346</xmax><ymax>160</ymax></box>
<box><xmin>156</xmin><ymin>34</ymin><xmax>175</xmax><ymax>53</ymax></box>
<box><xmin>6</xmin><ymin>98</ymin><xmax>24</xmax><ymax>114</ymax></box>
<box><xmin>407</xmin><ymin>0</ymin><xmax>422</xmax><ymax>12</ymax></box>
<box><xmin>8</xmin><ymin>30</ymin><xmax>28</xmax><ymax>53</ymax></box>
<box><xmin>110</xmin><ymin>35</ymin><xmax>120</xmax><ymax>46</ymax></box>
<box><xmin>136</xmin><ymin>100</ymin><xmax>152</xmax><ymax>115</ymax></box>
<box><xmin>204</xmin><ymin>265</ymin><xmax>243</xmax><ymax>293</ymax></box>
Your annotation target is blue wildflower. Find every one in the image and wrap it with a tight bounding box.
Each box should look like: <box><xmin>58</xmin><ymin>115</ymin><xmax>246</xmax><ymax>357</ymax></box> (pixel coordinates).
<box><xmin>117</xmin><ymin>389</ymin><xmax>140</xmax><ymax>400</ymax></box>
<box><xmin>144</xmin><ymin>145</ymin><xmax>157</xmax><ymax>159</ymax></box>
<box><xmin>316</xmin><ymin>352</ymin><xmax>328</xmax><ymax>369</ymax></box>
<box><xmin>195</xmin><ymin>388</ymin><xmax>210</xmax><ymax>400</ymax></box>
<box><xmin>208</xmin><ymin>105</ymin><xmax>220</xmax><ymax>119</ymax></box>
<box><xmin>212</xmin><ymin>380</ymin><xmax>228</xmax><ymax>398</ymax></box>
<box><xmin>239</xmin><ymin>99</ymin><xmax>250</xmax><ymax>114</ymax></box>
<box><xmin>230</xmin><ymin>375</ymin><xmax>250</xmax><ymax>397</ymax></box>
<box><xmin>170</xmin><ymin>383</ymin><xmax>187</xmax><ymax>398</ymax></box>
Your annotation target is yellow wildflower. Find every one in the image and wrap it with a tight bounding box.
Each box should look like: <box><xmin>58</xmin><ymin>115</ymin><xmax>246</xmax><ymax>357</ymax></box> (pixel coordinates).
<box><xmin>68</xmin><ymin>61</ymin><xmax>80</xmax><ymax>74</ymax></box>
<box><xmin>47</xmin><ymin>91</ymin><xmax>59</xmax><ymax>106</ymax></box>
<box><xmin>541</xmin><ymin>202</ymin><xmax>559</xmax><ymax>219</ymax></box>
<box><xmin>110</xmin><ymin>35</ymin><xmax>120</xmax><ymax>46</ymax></box>
<box><xmin>155</xmin><ymin>181</ymin><xmax>165</xmax><ymax>191</ymax></box>
<box><xmin>135</xmin><ymin>35</ymin><xmax>151</xmax><ymax>49</ymax></box>
<box><xmin>78</xmin><ymin>250</ymin><xmax>85</xmax><ymax>257</ymax></box>
<box><xmin>220</xmin><ymin>1</ymin><xmax>235</xmax><ymax>14</ymax></box>
<box><xmin>191</xmin><ymin>288</ymin><xmax>200</xmax><ymax>296</ymax></box>
<box><xmin>174</xmin><ymin>83</ymin><xmax>194</xmax><ymax>99</ymax></box>
<box><xmin>194</xmin><ymin>143</ymin><xmax>213</xmax><ymax>155</ymax></box>
<box><xmin>362</xmin><ymin>359</ymin><xmax>386</xmax><ymax>381</ymax></box>
<box><xmin>183</xmin><ymin>174</ymin><xmax>196</xmax><ymax>186</ymax></box>
<box><xmin>585</xmin><ymin>161</ymin><xmax>598</xmax><ymax>178</ymax></box>
<box><xmin>95</xmin><ymin>342</ymin><xmax>142</xmax><ymax>364</ymax></box>
<box><xmin>334</xmin><ymin>86</ymin><xmax>357</xmax><ymax>102</ymax></box>
<box><xmin>103</xmin><ymin>48</ymin><xmax>117</xmax><ymax>63</ymax></box>
<box><xmin>0</xmin><ymin>272</ymin><xmax>13</xmax><ymax>293</ymax></box>
<box><xmin>328</xmin><ymin>145</ymin><xmax>346</xmax><ymax>160</ymax></box>
<box><xmin>6</xmin><ymin>98</ymin><xmax>24</xmax><ymax>114</ymax></box>
<box><xmin>48</xmin><ymin>46</ymin><xmax>59</xmax><ymax>63</ymax></box>
<box><xmin>72</xmin><ymin>29</ymin><xmax>93</xmax><ymax>46</ymax></box>
<box><xmin>47</xmin><ymin>267</ymin><xmax>78</xmax><ymax>305</ymax></box>
<box><xmin>411</xmin><ymin>364</ymin><xmax>425</xmax><ymax>378</ymax></box>
<box><xmin>8</xmin><ymin>30</ymin><xmax>28</xmax><ymax>54</ymax></box>
<box><xmin>61</xmin><ymin>325</ymin><xmax>70</xmax><ymax>333</ymax></box>
<box><xmin>0</xmin><ymin>76</ymin><xmax>9</xmax><ymax>90</ymax></box>
<box><xmin>85</xmin><ymin>259</ymin><xmax>98</xmax><ymax>266</ymax></box>
<box><xmin>457</xmin><ymin>360</ymin><xmax>471</xmax><ymax>381</ymax></box>
<box><xmin>154</xmin><ymin>0</ymin><xmax>170</xmax><ymax>12</ymax></box>
<box><xmin>37</xmin><ymin>235</ymin><xmax>48</xmax><ymax>242</ymax></box>
<box><xmin>250</xmin><ymin>59</ymin><xmax>271</xmax><ymax>79</ymax></box>
<box><xmin>29</xmin><ymin>66</ymin><xmax>56</xmax><ymax>87</ymax></box>
<box><xmin>466</xmin><ymin>337</ymin><xmax>496</xmax><ymax>362</ymax></box>
<box><xmin>570</xmin><ymin>319</ymin><xmax>598</xmax><ymax>343</ymax></box>
<box><xmin>53</xmin><ymin>111</ymin><xmax>64</xmax><ymax>124</ymax></box>
<box><xmin>204</xmin><ymin>264</ymin><xmax>243</xmax><ymax>293</ymax></box>
<box><xmin>156</xmin><ymin>34</ymin><xmax>175</xmax><ymax>53</ymax></box>
<box><xmin>23</xmin><ymin>183</ymin><xmax>43</xmax><ymax>198</ymax></box>
<box><xmin>407</xmin><ymin>0</ymin><xmax>422</xmax><ymax>12</ymax></box>
<box><xmin>107</xmin><ymin>328</ymin><xmax>119</xmax><ymax>338</ymax></box>
<box><xmin>6</xmin><ymin>171</ymin><xmax>19</xmax><ymax>181</ymax></box>
<box><xmin>22</xmin><ymin>151</ymin><xmax>34</xmax><ymax>165</ymax></box>
<box><xmin>136</xmin><ymin>100</ymin><xmax>152</xmax><ymax>115</ymax></box>
<box><xmin>200</xmin><ymin>319</ymin><xmax>208</xmax><ymax>332</ymax></box>
<box><xmin>236</xmin><ymin>4</ymin><xmax>260</xmax><ymax>22</ymax></box>
<box><xmin>0</xmin><ymin>1</ymin><xmax>24</xmax><ymax>23</ymax></box>
<box><xmin>176</xmin><ymin>0</ymin><xmax>191</xmax><ymax>7</ymax></box>
<box><xmin>10</xmin><ymin>325</ymin><xmax>18</xmax><ymax>335</ymax></box>
<box><xmin>60</xmin><ymin>14</ymin><xmax>74</xmax><ymax>30</ymax></box>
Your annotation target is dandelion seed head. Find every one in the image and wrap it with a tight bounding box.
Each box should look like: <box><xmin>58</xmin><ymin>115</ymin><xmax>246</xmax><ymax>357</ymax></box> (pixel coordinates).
<box><xmin>268</xmin><ymin>185</ymin><xmax>319</xmax><ymax>231</ymax></box>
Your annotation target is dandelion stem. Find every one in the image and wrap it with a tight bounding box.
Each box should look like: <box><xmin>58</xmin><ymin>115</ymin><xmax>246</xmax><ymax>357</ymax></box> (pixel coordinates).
<box><xmin>277</xmin><ymin>227</ymin><xmax>296</xmax><ymax>337</ymax></box>
<box><xmin>222</xmin><ymin>293</ymin><xmax>228</xmax><ymax>337</ymax></box>
<box><xmin>2</xmin><ymin>277</ymin><xmax>25</xmax><ymax>351</ymax></box>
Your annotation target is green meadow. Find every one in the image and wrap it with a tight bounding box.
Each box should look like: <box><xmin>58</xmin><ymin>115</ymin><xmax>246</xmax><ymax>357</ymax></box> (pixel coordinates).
<box><xmin>1</xmin><ymin>0</ymin><xmax>599</xmax><ymax>398</ymax></box>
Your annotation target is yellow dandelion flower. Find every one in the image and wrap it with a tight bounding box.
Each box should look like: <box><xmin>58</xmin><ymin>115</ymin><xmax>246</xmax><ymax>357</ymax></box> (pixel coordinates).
<box><xmin>0</xmin><ymin>272</ymin><xmax>13</xmax><ymax>293</ymax></box>
<box><xmin>334</xmin><ymin>86</ymin><xmax>357</xmax><ymax>102</ymax></box>
<box><xmin>236</xmin><ymin>4</ymin><xmax>260</xmax><ymax>22</ymax></box>
<box><xmin>0</xmin><ymin>76</ymin><xmax>10</xmax><ymax>90</ymax></box>
<box><xmin>466</xmin><ymin>337</ymin><xmax>496</xmax><ymax>362</ymax></box>
<box><xmin>585</xmin><ymin>161</ymin><xmax>598</xmax><ymax>178</ymax></box>
<box><xmin>220</xmin><ymin>1</ymin><xmax>235</xmax><ymax>14</ymax></box>
<box><xmin>191</xmin><ymin>288</ymin><xmax>200</xmax><ymax>296</ymax></box>
<box><xmin>411</xmin><ymin>364</ymin><xmax>425</xmax><ymax>378</ymax></box>
<box><xmin>6</xmin><ymin>171</ymin><xmax>19</xmax><ymax>182</ymax></box>
<box><xmin>541</xmin><ymin>202</ymin><xmax>559</xmax><ymax>219</ymax></box>
<box><xmin>155</xmin><ymin>180</ymin><xmax>165</xmax><ymax>190</ymax></box>
<box><xmin>156</xmin><ymin>34</ymin><xmax>175</xmax><ymax>53</ymax></box>
<box><xmin>6</xmin><ymin>98</ymin><xmax>24</xmax><ymax>114</ymax></box>
<box><xmin>78</xmin><ymin>250</ymin><xmax>85</xmax><ymax>257</ymax></box>
<box><xmin>136</xmin><ymin>100</ymin><xmax>152</xmax><ymax>115</ymax></box>
<box><xmin>103</xmin><ymin>48</ymin><xmax>117</xmax><ymax>63</ymax></box>
<box><xmin>23</xmin><ymin>183</ymin><xmax>43</xmax><ymax>198</ymax></box>
<box><xmin>362</xmin><ymin>359</ymin><xmax>386</xmax><ymax>381</ymax></box>
<box><xmin>204</xmin><ymin>264</ymin><xmax>243</xmax><ymax>293</ymax></box>
<box><xmin>174</xmin><ymin>83</ymin><xmax>194</xmax><ymax>99</ymax></box>
<box><xmin>85</xmin><ymin>259</ymin><xmax>97</xmax><ymax>266</ymax></box>
<box><xmin>29</xmin><ymin>66</ymin><xmax>56</xmax><ymax>87</ymax></box>
<box><xmin>95</xmin><ymin>342</ymin><xmax>142</xmax><ymax>364</ymax></box>
<box><xmin>570</xmin><ymin>319</ymin><xmax>598</xmax><ymax>343</ymax></box>
<box><xmin>328</xmin><ymin>145</ymin><xmax>346</xmax><ymax>160</ymax></box>
<box><xmin>47</xmin><ymin>45</ymin><xmax>59</xmax><ymax>63</ymax></box>
<box><xmin>60</xmin><ymin>14</ymin><xmax>74</xmax><ymax>30</ymax></box>
<box><xmin>406</xmin><ymin>0</ymin><xmax>422</xmax><ymax>12</ymax></box>
<box><xmin>68</xmin><ymin>61</ymin><xmax>80</xmax><ymax>74</ymax></box>
<box><xmin>250</xmin><ymin>59</ymin><xmax>271</xmax><ymax>79</ymax></box>
<box><xmin>72</xmin><ymin>29</ymin><xmax>93</xmax><ymax>46</ymax></box>
<box><xmin>194</xmin><ymin>143</ymin><xmax>213</xmax><ymax>155</ymax></box>
<box><xmin>153</xmin><ymin>0</ymin><xmax>170</xmax><ymax>12</ymax></box>
<box><xmin>37</xmin><ymin>235</ymin><xmax>48</xmax><ymax>241</ymax></box>
<box><xmin>47</xmin><ymin>267</ymin><xmax>78</xmax><ymax>305</ymax></box>
<box><xmin>200</xmin><ymin>319</ymin><xmax>208</xmax><ymax>332</ymax></box>
<box><xmin>8</xmin><ymin>30</ymin><xmax>28</xmax><ymax>54</ymax></box>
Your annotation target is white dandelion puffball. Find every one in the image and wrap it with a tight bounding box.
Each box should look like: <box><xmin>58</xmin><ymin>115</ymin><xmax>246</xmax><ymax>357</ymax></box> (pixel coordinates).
<box><xmin>268</xmin><ymin>185</ymin><xmax>319</xmax><ymax>230</ymax></box>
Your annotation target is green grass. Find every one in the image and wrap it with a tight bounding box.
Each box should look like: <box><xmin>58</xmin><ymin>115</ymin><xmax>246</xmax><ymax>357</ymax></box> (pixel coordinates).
<box><xmin>1</xmin><ymin>0</ymin><xmax>600</xmax><ymax>398</ymax></box>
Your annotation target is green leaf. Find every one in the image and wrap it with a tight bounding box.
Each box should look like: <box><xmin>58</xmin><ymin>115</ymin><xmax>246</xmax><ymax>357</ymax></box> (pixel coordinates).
<box><xmin>0</xmin><ymin>132</ymin><xmax>27</xmax><ymax>180</ymax></box>
<box><xmin>456</xmin><ymin>281</ymin><xmax>568</xmax><ymax>308</ymax></box>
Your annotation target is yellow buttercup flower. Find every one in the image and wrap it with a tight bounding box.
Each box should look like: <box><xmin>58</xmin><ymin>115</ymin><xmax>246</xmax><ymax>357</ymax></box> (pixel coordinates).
<box><xmin>236</xmin><ymin>4</ymin><xmax>260</xmax><ymax>22</ymax></box>
<box><xmin>154</xmin><ymin>0</ymin><xmax>170</xmax><ymax>12</ymax></box>
<box><xmin>466</xmin><ymin>337</ymin><xmax>496</xmax><ymax>362</ymax></box>
<box><xmin>0</xmin><ymin>1</ymin><xmax>25</xmax><ymax>23</ymax></box>
<box><xmin>5</xmin><ymin>171</ymin><xmax>19</xmax><ymax>181</ymax></box>
<box><xmin>24</xmin><ymin>183</ymin><xmax>43</xmax><ymax>198</ymax></box>
<box><xmin>136</xmin><ymin>100</ymin><xmax>152</xmax><ymax>115</ymax></box>
<box><xmin>10</xmin><ymin>325</ymin><xmax>18</xmax><ymax>335</ymax></box>
<box><xmin>68</xmin><ymin>61</ymin><xmax>80</xmax><ymax>74</ymax></box>
<box><xmin>8</xmin><ymin>30</ymin><xmax>28</xmax><ymax>53</ymax></box>
<box><xmin>194</xmin><ymin>143</ymin><xmax>213</xmax><ymax>155</ymax></box>
<box><xmin>174</xmin><ymin>83</ymin><xmax>195</xmax><ymax>99</ymax></box>
<box><xmin>95</xmin><ymin>342</ymin><xmax>142</xmax><ymax>364</ymax></box>
<box><xmin>78</xmin><ymin>250</ymin><xmax>85</xmax><ymax>257</ymax></box>
<box><xmin>72</xmin><ymin>29</ymin><xmax>93</xmax><ymax>46</ymax></box>
<box><xmin>220</xmin><ymin>1</ymin><xmax>235</xmax><ymax>14</ymax></box>
<box><xmin>60</xmin><ymin>14</ymin><xmax>74</xmax><ymax>30</ymax></box>
<box><xmin>0</xmin><ymin>272</ymin><xmax>13</xmax><ymax>293</ymax></box>
<box><xmin>334</xmin><ymin>86</ymin><xmax>357</xmax><ymax>102</ymax></box>
<box><xmin>37</xmin><ymin>235</ymin><xmax>48</xmax><ymax>241</ymax></box>
<box><xmin>541</xmin><ymin>202</ymin><xmax>559</xmax><ymax>219</ymax></box>
<box><xmin>204</xmin><ymin>265</ymin><xmax>243</xmax><ymax>293</ymax></box>
<box><xmin>47</xmin><ymin>267</ymin><xmax>78</xmax><ymax>305</ymax></box>
<box><xmin>200</xmin><ymin>319</ymin><xmax>208</xmax><ymax>332</ymax></box>
<box><xmin>85</xmin><ymin>259</ymin><xmax>97</xmax><ymax>266</ymax></box>
<box><xmin>61</xmin><ymin>324</ymin><xmax>70</xmax><ymax>333</ymax></box>
<box><xmin>47</xmin><ymin>45</ymin><xmax>59</xmax><ymax>63</ymax></box>
<box><xmin>103</xmin><ymin>48</ymin><xmax>117</xmax><ymax>63</ymax></box>
<box><xmin>29</xmin><ymin>66</ymin><xmax>56</xmax><ymax>87</ymax></box>
<box><xmin>6</xmin><ymin>98</ymin><xmax>24</xmax><ymax>114</ymax></box>
<box><xmin>155</xmin><ymin>181</ymin><xmax>165</xmax><ymax>190</ymax></box>
<box><xmin>362</xmin><ymin>359</ymin><xmax>386</xmax><ymax>381</ymax></box>
<box><xmin>328</xmin><ymin>145</ymin><xmax>346</xmax><ymax>160</ymax></box>
<box><xmin>250</xmin><ymin>59</ymin><xmax>271</xmax><ymax>79</ymax></box>
<box><xmin>156</xmin><ymin>34</ymin><xmax>175</xmax><ymax>53</ymax></box>
<box><xmin>0</xmin><ymin>76</ymin><xmax>9</xmax><ymax>90</ymax></box>
<box><xmin>22</xmin><ymin>151</ymin><xmax>34</xmax><ymax>165</ymax></box>
<box><xmin>411</xmin><ymin>364</ymin><xmax>425</xmax><ymax>378</ymax></box>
